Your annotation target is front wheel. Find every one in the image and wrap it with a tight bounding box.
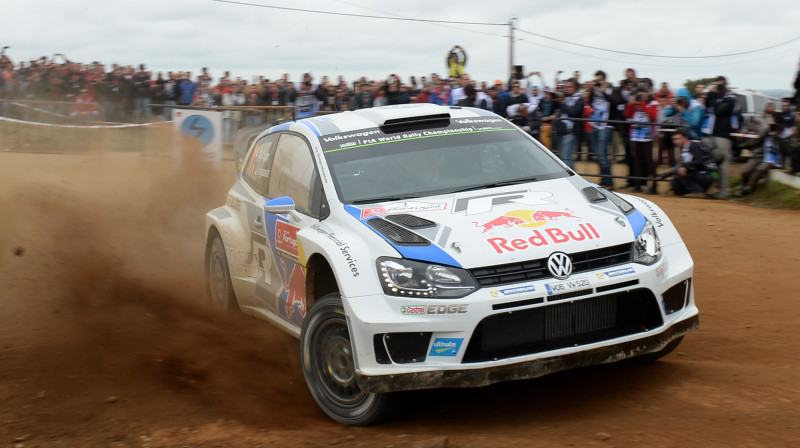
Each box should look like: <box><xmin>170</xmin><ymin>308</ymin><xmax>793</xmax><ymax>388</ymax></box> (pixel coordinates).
<box><xmin>300</xmin><ymin>295</ymin><xmax>400</xmax><ymax>426</ymax></box>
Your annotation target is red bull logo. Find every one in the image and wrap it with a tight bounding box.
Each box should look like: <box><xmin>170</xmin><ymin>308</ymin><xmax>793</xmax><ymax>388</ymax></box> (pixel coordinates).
<box><xmin>487</xmin><ymin>223</ymin><xmax>601</xmax><ymax>254</ymax></box>
<box><xmin>474</xmin><ymin>209</ymin><xmax>581</xmax><ymax>234</ymax></box>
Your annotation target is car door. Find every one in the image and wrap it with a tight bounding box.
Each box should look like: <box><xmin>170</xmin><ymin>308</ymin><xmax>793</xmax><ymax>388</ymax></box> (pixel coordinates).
<box><xmin>239</xmin><ymin>133</ymin><xmax>282</xmax><ymax>312</ymax></box>
<box><xmin>260</xmin><ymin>132</ymin><xmax>325</xmax><ymax>327</ymax></box>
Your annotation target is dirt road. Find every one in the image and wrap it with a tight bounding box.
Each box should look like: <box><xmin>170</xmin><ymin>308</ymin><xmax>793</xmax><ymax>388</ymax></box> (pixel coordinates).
<box><xmin>1</xmin><ymin>150</ymin><xmax>798</xmax><ymax>447</ymax></box>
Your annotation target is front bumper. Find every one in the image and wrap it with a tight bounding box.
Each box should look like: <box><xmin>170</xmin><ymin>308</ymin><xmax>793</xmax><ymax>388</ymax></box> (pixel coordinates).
<box><xmin>357</xmin><ymin>313</ymin><xmax>697</xmax><ymax>393</ymax></box>
<box><xmin>343</xmin><ymin>242</ymin><xmax>697</xmax><ymax>393</ymax></box>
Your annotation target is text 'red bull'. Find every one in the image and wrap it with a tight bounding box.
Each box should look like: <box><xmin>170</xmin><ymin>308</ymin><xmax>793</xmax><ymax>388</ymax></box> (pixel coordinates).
<box><xmin>487</xmin><ymin>223</ymin><xmax>601</xmax><ymax>253</ymax></box>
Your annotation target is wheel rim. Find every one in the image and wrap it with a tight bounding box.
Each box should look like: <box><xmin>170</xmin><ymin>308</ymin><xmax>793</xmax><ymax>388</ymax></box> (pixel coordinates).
<box><xmin>312</xmin><ymin>317</ymin><xmax>369</xmax><ymax>407</ymax></box>
<box><xmin>209</xmin><ymin>251</ymin><xmax>228</xmax><ymax>310</ymax></box>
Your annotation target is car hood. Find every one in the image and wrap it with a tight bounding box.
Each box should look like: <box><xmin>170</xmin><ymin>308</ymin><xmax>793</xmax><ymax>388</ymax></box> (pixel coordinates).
<box><xmin>343</xmin><ymin>179</ymin><xmax>647</xmax><ymax>269</ymax></box>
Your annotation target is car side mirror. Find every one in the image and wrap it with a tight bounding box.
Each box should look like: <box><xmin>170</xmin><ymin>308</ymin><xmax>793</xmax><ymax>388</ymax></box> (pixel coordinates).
<box><xmin>265</xmin><ymin>196</ymin><xmax>302</xmax><ymax>221</ymax></box>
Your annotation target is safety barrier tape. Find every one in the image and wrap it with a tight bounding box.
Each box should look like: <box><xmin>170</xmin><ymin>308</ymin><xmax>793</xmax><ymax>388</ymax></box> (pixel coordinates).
<box><xmin>0</xmin><ymin>115</ymin><xmax>171</xmax><ymax>129</ymax></box>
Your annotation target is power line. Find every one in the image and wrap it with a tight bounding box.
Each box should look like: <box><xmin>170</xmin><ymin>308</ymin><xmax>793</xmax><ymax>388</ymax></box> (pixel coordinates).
<box><xmin>210</xmin><ymin>0</ymin><xmax>507</xmax><ymax>26</ymax></box>
<box><xmin>210</xmin><ymin>1</ymin><xmax>799</xmax><ymax>60</ymax></box>
<box><xmin>515</xmin><ymin>27</ymin><xmax>800</xmax><ymax>59</ymax></box>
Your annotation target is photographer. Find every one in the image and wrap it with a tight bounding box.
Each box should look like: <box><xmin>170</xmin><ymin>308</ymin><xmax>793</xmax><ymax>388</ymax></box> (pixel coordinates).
<box><xmin>703</xmin><ymin>76</ymin><xmax>739</xmax><ymax>199</ymax></box>
<box><xmin>736</xmin><ymin>123</ymin><xmax>784</xmax><ymax>196</ymax></box>
<box><xmin>661</xmin><ymin>128</ymin><xmax>715</xmax><ymax>198</ymax></box>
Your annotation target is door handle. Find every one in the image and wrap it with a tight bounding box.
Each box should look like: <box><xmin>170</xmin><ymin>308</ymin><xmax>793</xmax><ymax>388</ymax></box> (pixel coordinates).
<box><xmin>254</xmin><ymin>215</ymin><xmax>263</xmax><ymax>229</ymax></box>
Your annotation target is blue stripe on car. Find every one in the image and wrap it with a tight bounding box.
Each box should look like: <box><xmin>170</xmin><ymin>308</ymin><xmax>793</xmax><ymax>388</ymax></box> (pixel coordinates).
<box><xmin>627</xmin><ymin>208</ymin><xmax>648</xmax><ymax>237</ymax></box>
<box><xmin>344</xmin><ymin>205</ymin><xmax>462</xmax><ymax>267</ymax></box>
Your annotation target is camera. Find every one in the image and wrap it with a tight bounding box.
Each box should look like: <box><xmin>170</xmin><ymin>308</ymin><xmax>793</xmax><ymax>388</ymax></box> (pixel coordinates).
<box><xmin>635</xmin><ymin>93</ymin><xmax>643</xmax><ymax>102</ymax></box>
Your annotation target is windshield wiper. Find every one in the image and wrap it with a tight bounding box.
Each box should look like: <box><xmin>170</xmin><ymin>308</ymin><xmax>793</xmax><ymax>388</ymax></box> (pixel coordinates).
<box><xmin>449</xmin><ymin>178</ymin><xmax>538</xmax><ymax>194</ymax></box>
<box><xmin>350</xmin><ymin>195</ymin><xmax>420</xmax><ymax>205</ymax></box>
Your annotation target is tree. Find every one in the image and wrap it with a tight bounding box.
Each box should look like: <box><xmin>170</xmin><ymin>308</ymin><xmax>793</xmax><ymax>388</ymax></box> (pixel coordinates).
<box><xmin>684</xmin><ymin>77</ymin><xmax>717</xmax><ymax>96</ymax></box>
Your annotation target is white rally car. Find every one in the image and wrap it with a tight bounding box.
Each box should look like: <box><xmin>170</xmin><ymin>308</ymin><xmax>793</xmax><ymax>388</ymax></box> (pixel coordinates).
<box><xmin>205</xmin><ymin>104</ymin><xmax>698</xmax><ymax>425</ymax></box>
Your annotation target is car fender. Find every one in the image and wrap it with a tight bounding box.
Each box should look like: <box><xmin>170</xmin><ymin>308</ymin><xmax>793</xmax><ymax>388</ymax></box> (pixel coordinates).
<box><xmin>205</xmin><ymin>205</ymin><xmax>252</xmax><ymax>279</ymax></box>
<box><xmin>298</xmin><ymin>220</ymin><xmax>392</xmax><ymax>299</ymax></box>
<box><xmin>622</xmin><ymin>195</ymin><xmax>684</xmax><ymax>247</ymax></box>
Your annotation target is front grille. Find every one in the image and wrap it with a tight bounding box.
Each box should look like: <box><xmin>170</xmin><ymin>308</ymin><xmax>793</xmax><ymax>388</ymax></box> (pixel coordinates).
<box><xmin>373</xmin><ymin>332</ymin><xmax>432</xmax><ymax>364</ymax></box>
<box><xmin>462</xmin><ymin>288</ymin><xmax>663</xmax><ymax>363</ymax></box>
<box><xmin>469</xmin><ymin>243</ymin><xmax>632</xmax><ymax>287</ymax></box>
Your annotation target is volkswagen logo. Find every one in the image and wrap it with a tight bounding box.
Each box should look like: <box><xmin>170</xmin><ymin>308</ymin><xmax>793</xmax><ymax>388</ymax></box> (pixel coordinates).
<box><xmin>547</xmin><ymin>252</ymin><xmax>573</xmax><ymax>280</ymax></box>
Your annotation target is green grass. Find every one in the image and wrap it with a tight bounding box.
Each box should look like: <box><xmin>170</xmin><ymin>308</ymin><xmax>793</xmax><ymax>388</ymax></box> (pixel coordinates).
<box><xmin>730</xmin><ymin>176</ymin><xmax>800</xmax><ymax>209</ymax></box>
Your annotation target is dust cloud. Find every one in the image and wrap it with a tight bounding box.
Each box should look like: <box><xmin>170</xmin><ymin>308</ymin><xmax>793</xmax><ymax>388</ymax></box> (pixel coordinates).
<box><xmin>0</xmin><ymin>129</ymin><xmax>321</xmax><ymax>444</ymax></box>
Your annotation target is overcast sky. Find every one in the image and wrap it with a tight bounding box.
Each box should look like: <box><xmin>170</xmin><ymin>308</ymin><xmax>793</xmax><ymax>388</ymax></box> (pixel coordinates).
<box><xmin>5</xmin><ymin>0</ymin><xmax>800</xmax><ymax>93</ymax></box>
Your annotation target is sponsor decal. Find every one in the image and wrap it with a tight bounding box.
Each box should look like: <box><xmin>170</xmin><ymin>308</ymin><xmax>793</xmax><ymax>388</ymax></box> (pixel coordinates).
<box><xmin>545</xmin><ymin>277</ymin><xmax>591</xmax><ymax>295</ymax></box>
<box><xmin>279</xmin><ymin>259</ymin><xmax>306</xmax><ymax>322</ymax></box>
<box><xmin>309</xmin><ymin>224</ymin><xmax>359</xmax><ymax>277</ymax></box>
<box><xmin>401</xmin><ymin>304</ymin><xmax>469</xmax><ymax>315</ymax></box>
<box><xmin>400</xmin><ymin>305</ymin><xmax>426</xmax><ymax>315</ymax></box>
<box><xmin>225</xmin><ymin>195</ymin><xmax>242</xmax><ymax>211</ymax></box>
<box><xmin>360</xmin><ymin>201</ymin><xmax>447</xmax><ymax>219</ymax></box>
<box><xmin>487</xmin><ymin>223</ymin><xmax>601</xmax><ymax>254</ymax></box>
<box><xmin>475</xmin><ymin>209</ymin><xmax>580</xmax><ymax>234</ymax></box>
<box><xmin>633</xmin><ymin>197</ymin><xmax>664</xmax><ymax>228</ymax></box>
<box><xmin>595</xmin><ymin>267</ymin><xmax>635</xmax><ymax>280</ymax></box>
<box><xmin>428</xmin><ymin>338</ymin><xmax>463</xmax><ymax>357</ymax></box>
<box><xmin>275</xmin><ymin>221</ymin><xmax>300</xmax><ymax>262</ymax></box>
<box><xmin>453</xmin><ymin>190</ymin><xmax>555</xmax><ymax>216</ymax></box>
<box><xmin>490</xmin><ymin>285</ymin><xmax>536</xmax><ymax>297</ymax></box>
<box><xmin>656</xmin><ymin>265</ymin><xmax>666</xmax><ymax>279</ymax></box>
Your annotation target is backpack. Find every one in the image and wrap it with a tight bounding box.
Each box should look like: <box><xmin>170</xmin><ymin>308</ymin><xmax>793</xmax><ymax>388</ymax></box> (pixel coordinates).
<box><xmin>693</xmin><ymin>139</ymin><xmax>719</xmax><ymax>172</ymax></box>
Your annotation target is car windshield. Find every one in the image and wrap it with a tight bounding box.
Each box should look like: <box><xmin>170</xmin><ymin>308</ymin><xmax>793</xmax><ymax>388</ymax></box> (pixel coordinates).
<box><xmin>320</xmin><ymin>117</ymin><xmax>569</xmax><ymax>204</ymax></box>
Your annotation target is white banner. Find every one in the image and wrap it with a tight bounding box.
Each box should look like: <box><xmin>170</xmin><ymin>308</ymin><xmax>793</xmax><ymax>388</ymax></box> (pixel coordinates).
<box><xmin>172</xmin><ymin>109</ymin><xmax>222</xmax><ymax>168</ymax></box>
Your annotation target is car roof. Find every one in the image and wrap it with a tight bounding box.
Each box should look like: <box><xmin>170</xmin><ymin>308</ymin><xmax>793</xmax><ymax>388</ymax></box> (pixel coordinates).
<box><xmin>271</xmin><ymin>104</ymin><xmax>498</xmax><ymax>137</ymax></box>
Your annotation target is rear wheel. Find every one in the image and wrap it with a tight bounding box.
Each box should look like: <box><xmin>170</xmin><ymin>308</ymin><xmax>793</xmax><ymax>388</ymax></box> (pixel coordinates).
<box><xmin>300</xmin><ymin>295</ymin><xmax>399</xmax><ymax>426</ymax></box>
<box><xmin>206</xmin><ymin>235</ymin><xmax>238</xmax><ymax>313</ymax></box>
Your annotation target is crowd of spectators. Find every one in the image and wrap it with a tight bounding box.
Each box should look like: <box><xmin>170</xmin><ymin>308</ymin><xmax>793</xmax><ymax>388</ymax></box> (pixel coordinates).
<box><xmin>2</xmin><ymin>46</ymin><xmax>799</xmax><ymax>198</ymax></box>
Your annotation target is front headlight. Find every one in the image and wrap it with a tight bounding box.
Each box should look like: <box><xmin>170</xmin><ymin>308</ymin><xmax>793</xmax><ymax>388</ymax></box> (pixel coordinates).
<box><xmin>633</xmin><ymin>220</ymin><xmax>661</xmax><ymax>265</ymax></box>
<box><xmin>377</xmin><ymin>257</ymin><xmax>479</xmax><ymax>298</ymax></box>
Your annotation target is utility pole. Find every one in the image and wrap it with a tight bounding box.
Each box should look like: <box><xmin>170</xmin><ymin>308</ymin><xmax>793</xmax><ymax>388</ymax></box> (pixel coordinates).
<box><xmin>508</xmin><ymin>19</ymin><xmax>515</xmax><ymax>82</ymax></box>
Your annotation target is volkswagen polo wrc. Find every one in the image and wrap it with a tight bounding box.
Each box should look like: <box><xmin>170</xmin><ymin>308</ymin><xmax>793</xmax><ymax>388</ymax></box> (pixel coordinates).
<box><xmin>204</xmin><ymin>104</ymin><xmax>698</xmax><ymax>425</ymax></box>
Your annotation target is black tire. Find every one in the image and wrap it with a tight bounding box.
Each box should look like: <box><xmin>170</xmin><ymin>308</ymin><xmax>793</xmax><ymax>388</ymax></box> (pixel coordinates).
<box><xmin>206</xmin><ymin>235</ymin><xmax>239</xmax><ymax>313</ymax></box>
<box><xmin>300</xmin><ymin>295</ymin><xmax>400</xmax><ymax>426</ymax></box>
<box><xmin>627</xmin><ymin>336</ymin><xmax>684</xmax><ymax>364</ymax></box>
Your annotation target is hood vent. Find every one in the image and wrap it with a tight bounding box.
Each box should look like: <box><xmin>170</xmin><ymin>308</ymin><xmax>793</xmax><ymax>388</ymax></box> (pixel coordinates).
<box><xmin>367</xmin><ymin>218</ymin><xmax>431</xmax><ymax>246</ymax></box>
<box><xmin>384</xmin><ymin>214</ymin><xmax>436</xmax><ymax>229</ymax></box>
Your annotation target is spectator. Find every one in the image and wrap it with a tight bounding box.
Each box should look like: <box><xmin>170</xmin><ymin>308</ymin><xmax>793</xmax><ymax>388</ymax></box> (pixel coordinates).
<box><xmin>665</xmin><ymin>96</ymin><xmax>704</xmax><ymax>140</ymax></box>
<box><xmin>661</xmin><ymin>128</ymin><xmax>715</xmax><ymax>197</ymax></box>
<box><xmin>790</xmin><ymin>110</ymin><xmax>800</xmax><ymax>175</ymax></box>
<box><xmin>588</xmin><ymin>70</ymin><xmax>615</xmax><ymax>189</ymax></box>
<box><xmin>760</xmin><ymin>102</ymin><xmax>777</xmax><ymax>134</ymax></box>
<box><xmin>736</xmin><ymin>123</ymin><xmax>784</xmax><ymax>196</ymax></box>
<box><xmin>132</xmin><ymin>64</ymin><xmax>151</xmax><ymax>123</ymax></box>
<box><xmin>703</xmin><ymin>76</ymin><xmax>739</xmax><ymax>199</ymax></box>
<box><xmin>446</xmin><ymin>46</ymin><xmax>467</xmax><ymax>78</ymax></box>
<box><xmin>295</xmin><ymin>74</ymin><xmax>318</xmax><ymax>118</ymax></box>
<box><xmin>554</xmin><ymin>78</ymin><xmax>583</xmax><ymax>169</ymax></box>
<box><xmin>776</xmin><ymin>100</ymin><xmax>795</xmax><ymax>159</ymax></box>
<box><xmin>429</xmin><ymin>79</ymin><xmax>450</xmax><ymax>106</ymax></box>
<box><xmin>505</xmin><ymin>79</ymin><xmax>530</xmax><ymax>112</ymax></box>
<box><xmin>221</xmin><ymin>83</ymin><xmax>245</xmax><ymax>142</ymax></box>
<box><xmin>538</xmin><ymin>90</ymin><xmax>558</xmax><ymax>149</ymax></box>
<box><xmin>654</xmin><ymin>82</ymin><xmax>673</xmax><ymax>101</ymax></box>
<box><xmin>177</xmin><ymin>72</ymin><xmax>197</xmax><ymax>106</ymax></box>
<box><xmin>70</xmin><ymin>87</ymin><xmax>99</xmax><ymax>120</ymax></box>
<box><xmin>625</xmin><ymin>88</ymin><xmax>658</xmax><ymax>193</ymax></box>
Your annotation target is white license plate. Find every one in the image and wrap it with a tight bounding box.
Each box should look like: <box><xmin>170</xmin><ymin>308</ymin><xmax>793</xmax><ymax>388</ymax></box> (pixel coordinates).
<box><xmin>545</xmin><ymin>277</ymin><xmax>591</xmax><ymax>295</ymax></box>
